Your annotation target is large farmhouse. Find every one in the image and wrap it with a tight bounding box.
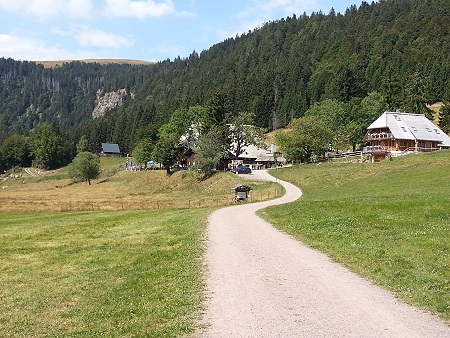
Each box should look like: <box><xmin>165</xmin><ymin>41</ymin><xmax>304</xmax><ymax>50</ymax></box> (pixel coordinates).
<box><xmin>363</xmin><ymin>111</ymin><xmax>450</xmax><ymax>162</ymax></box>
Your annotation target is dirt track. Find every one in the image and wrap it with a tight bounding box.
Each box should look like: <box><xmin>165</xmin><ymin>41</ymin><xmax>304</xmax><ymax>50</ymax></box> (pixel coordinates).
<box><xmin>199</xmin><ymin>170</ymin><xmax>450</xmax><ymax>337</ymax></box>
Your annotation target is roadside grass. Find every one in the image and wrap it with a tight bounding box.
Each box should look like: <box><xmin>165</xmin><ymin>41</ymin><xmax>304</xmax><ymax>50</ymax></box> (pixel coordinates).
<box><xmin>0</xmin><ymin>158</ymin><xmax>281</xmax><ymax>212</ymax></box>
<box><xmin>261</xmin><ymin>150</ymin><xmax>450</xmax><ymax>321</ymax></box>
<box><xmin>0</xmin><ymin>208</ymin><xmax>210</xmax><ymax>337</ymax></box>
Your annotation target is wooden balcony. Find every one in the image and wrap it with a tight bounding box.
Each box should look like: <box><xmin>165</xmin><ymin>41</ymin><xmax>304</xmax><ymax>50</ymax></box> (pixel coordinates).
<box><xmin>365</xmin><ymin>132</ymin><xmax>394</xmax><ymax>141</ymax></box>
<box><xmin>363</xmin><ymin>146</ymin><xmax>389</xmax><ymax>154</ymax></box>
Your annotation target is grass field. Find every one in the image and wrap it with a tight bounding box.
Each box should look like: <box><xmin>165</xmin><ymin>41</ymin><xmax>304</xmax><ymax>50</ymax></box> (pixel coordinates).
<box><xmin>0</xmin><ymin>157</ymin><xmax>282</xmax><ymax>212</ymax></box>
<box><xmin>0</xmin><ymin>209</ymin><xmax>209</xmax><ymax>337</ymax></box>
<box><xmin>0</xmin><ymin>159</ymin><xmax>281</xmax><ymax>337</ymax></box>
<box><xmin>262</xmin><ymin>150</ymin><xmax>450</xmax><ymax>322</ymax></box>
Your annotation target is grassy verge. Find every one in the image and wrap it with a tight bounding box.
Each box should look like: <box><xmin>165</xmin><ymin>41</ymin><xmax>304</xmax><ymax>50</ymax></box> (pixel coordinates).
<box><xmin>261</xmin><ymin>150</ymin><xmax>450</xmax><ymax>322</ymax></box>
<box><xmin>0</xmin><ymin>209</ymin><xmax>210</xmax><ymax>337</ymax></box>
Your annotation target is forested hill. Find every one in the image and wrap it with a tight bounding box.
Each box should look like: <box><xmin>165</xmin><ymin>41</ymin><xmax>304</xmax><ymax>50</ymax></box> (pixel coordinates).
<box><xmin>147</xmin><ymin>0</ymin><xmax>449</xmax><ymax>130</ymax></box>
<box><xmin>1</xmin><ymin>0</ymin><xmax>450</xmax><ymax>149</ymax></box>
<box><xmin>0</xmin><ymin>59</ymin><xmax>153</xmax><ymax>139</ymax></box>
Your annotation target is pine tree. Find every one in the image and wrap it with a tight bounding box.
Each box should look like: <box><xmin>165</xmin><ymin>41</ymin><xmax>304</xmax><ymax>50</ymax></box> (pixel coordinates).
<box><xmin>438</xmin><ymin>102</ymin><xmax>450</xmax><ymax>134</ymax></box>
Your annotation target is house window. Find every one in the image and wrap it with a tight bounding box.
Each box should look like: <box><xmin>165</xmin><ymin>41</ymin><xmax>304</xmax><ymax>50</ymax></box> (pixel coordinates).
<box><xmin>400</xmin><ymin>141</ymin><xmax>406</xmax><ymax>147</ymax></box>
<box><xmin>401</xmin><ymin>127</ymin><xmax>407</xmax><ymax>132</ymax></box>
<box><xmin>394</xmin><ymin>115</ymin><xmax>401</xmax><ymax>121</ymax></box>
<box><xmin>434</xmin><ymin>129</ymin><xmax>440</xmax><ymax>134</ymax></box>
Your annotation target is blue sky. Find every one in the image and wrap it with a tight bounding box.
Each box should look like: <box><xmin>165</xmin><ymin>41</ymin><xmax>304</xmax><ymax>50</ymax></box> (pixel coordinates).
<box><xmin>0</xmin><ymin>0</ymin><xmax>361</xmax><ymax>62</ymax></box>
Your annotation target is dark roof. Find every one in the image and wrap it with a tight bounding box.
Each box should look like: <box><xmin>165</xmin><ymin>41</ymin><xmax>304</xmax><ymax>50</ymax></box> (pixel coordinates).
<box><xmin>101</xmin><ymin>143</ymin><xmax>120</xmax><ymax>154</ymax></box>
<box><xmin>231</xmin><ymin>184</ymin><xmax>252</xmax><ymax>192</ymax></box>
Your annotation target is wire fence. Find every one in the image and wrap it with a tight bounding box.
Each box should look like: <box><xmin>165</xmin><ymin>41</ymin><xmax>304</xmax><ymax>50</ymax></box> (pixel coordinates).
<box><xmin>0</xmin><ymin>188</ymin><xmax>281</xmax><ymax>213</ymax></box>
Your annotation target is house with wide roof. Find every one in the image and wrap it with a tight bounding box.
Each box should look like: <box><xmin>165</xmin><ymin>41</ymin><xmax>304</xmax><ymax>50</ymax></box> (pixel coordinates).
<box><xmin>228</xmin><ymin>143</ymin><xmax>286</xmax><ymax>170</ymax></box>
<box><xmin>363</xmin><ymin>111</ymin><xmax>450</xmax><ymax>162</ymax></box>
<box><xmin>101</xmin><ymin>143</ymin><xmax>121</xmax><ymax>156</ymax></box>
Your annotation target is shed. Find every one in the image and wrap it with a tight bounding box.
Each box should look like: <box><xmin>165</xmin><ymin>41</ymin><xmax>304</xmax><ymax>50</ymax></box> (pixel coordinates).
<box><xmin>101</xmin><ymin>143</ymin><xmax>121</xmax><ymax>156</ymax></box>
<box><xmin>231</xmin><ymin>184</ymin><xmax>252</xmax><ymax>202</ymax></box>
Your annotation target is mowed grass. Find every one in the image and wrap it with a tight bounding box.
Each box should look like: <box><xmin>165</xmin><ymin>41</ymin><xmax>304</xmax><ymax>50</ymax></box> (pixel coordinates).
<box><xmin>261</xmin><ymin>150</ymin><xmax>450</xmax><ymax>321</ymax></box>
<box><xmin>0</xmin><ymin>208</ymin><xmax>210</xmax><ymax>337</ymax></box>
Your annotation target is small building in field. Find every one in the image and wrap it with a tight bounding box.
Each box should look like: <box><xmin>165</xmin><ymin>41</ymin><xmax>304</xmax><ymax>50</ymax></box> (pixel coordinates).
<box><xmin>363</xmin><ymin>111</ymin><xmax>450</xmax><ymax>162</ymax></box>
<box><xmin>101</xmin><ymin>143</ymin><xmax>121</xmax><ymax>156</ymax></box>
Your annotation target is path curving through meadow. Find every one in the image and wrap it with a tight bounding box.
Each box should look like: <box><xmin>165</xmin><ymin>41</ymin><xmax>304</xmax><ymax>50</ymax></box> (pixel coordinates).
<box><xmin>199</xmin><ymin>169</ymin><xmax>450</xmax><ymax>337</ymax></box>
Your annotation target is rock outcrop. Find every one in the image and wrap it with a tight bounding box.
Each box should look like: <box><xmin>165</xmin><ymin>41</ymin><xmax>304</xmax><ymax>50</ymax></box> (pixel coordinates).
<box><xmin>92</xmin><ymin>89</ymin><xmax>128</xmax><ymax>119</ymax></box>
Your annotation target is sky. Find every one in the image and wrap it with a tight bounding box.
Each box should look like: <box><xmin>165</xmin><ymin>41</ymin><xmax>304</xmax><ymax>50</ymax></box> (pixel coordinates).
<box><xmin>0</xmin><ymin>0</ymin><xmax>361</xmax><ymax>63</ymax></box>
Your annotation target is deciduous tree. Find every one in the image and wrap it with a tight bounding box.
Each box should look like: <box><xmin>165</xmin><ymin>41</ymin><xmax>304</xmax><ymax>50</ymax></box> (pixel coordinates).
<box><xmin>194</xmin><ymin>125</ymin><xmax>229</xmax><ymax>179</ymax></box>
<box><xmin>228</xmin><ymin>111</ymin><xmax>267</xmax><ymax>158</ymax></box>
<box><xmin>30</xmin><ymin>123</ymin><xmax>64</xmax><ymax>170</ymax></box>
<box><xmin>68</xmin><ymin>152</ymin><xmax>100</xmax><ymax>185</ymax></box>
<box><xmin>0</xmin><ymin>134</ymin><xmax>32</xmax><ymax>171</ymax></box>
<box><xmin>133</xmin><ymin>139</ymin><xmax>154</xmax><ymax>167</ymax></box>
<box><xmin>275</xmin><ymin>116</ymin><xmax>332</xmax><ymax>163</ymax></box>
<box><xmin>152</xmin><ymin>137</ymin><xmax>178</xmax><ymax>175</ymax></box>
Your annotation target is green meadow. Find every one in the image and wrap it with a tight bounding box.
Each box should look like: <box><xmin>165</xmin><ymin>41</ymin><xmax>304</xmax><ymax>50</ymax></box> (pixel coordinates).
<box><xmin>262</xmin><ymin>150</ymin><xmax>450</xmax><ymax>322</ymax></box>
<box><xmin>0</xmin><ymin>160</ymin><xmax>280</xmax><ymax>337</ymax></box>
<box><xmin>0</xmin><ymin>209</ymin><xmax>210</xmax><ymax>337</ymax></box>
<box><xmin>1</xmin><ymin>151</ymin><xmax>449</xmax><ymax>337</ymax></box>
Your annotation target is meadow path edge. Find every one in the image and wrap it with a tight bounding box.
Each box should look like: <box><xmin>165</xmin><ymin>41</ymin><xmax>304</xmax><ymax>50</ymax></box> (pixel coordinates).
<box><xmin>199</xmin><ymin>169</ymin><xmax>450</xmax><ymax>337</ymax></box>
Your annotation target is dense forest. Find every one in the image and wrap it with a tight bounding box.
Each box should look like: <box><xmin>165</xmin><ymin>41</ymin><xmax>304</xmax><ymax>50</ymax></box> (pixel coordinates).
<box><xmin>1</xmin><ymin>0</ymin><xmax>450</xmax><ymax>170</ymax></box>
<box><xmin>0</xmin><ymin>59</ymin><xmax>152</xmax><ymax>137</ymax></box>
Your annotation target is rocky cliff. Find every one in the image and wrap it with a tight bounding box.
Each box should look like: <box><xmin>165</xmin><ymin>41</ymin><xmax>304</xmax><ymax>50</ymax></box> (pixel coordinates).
<box><xmin>92</xmin><ymin>89</ymin><xmax>128</xmax><ymax>119</ymax></box>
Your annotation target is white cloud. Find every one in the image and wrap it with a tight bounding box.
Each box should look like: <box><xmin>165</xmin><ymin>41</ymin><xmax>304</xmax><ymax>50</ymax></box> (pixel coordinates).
<box><xmin>255</xmin><ymin>0</ymin><xmax>317</xmax><ymax>15</ymax></box>
<box><xmin>103</xmin><ymin>0</ymin><xmax>176</xmax><ymax>19</ymax></box>
<box><xmin>0</xmin><ymin>0</ymin><xmax>94</xmax><ymax>19</ymax></box>
<box><xmin>238</xmin><ymin>0</ymin><xmax>317</xmax><ymax>20</ymax></box>
<box><xmin>71</xmin><ymin>26</ymin><xmax>135</xmax><ymax>49</ymax></box>
<box><xmin>216</xmin><ymin>0</ymin><xmax>317</xmax><ymax>43</ymax></box>
<box><xmin>0</xmin><ymin>33</ymin><xmax>94</xmax><ymax>61</ymax></box>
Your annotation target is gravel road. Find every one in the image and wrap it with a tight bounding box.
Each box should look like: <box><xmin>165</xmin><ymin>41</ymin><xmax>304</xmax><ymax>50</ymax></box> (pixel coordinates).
<box><xmin>199</xmin><ymin>170</ymin><xmax>450</xmax><ymax>337</ymax></box>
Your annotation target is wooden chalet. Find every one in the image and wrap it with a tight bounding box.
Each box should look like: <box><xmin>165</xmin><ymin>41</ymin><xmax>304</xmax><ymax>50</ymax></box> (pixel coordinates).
<box><xmin>363</xmin><ymin>111</ymin><xmax>450</xmax><ymax>162</ymax></box>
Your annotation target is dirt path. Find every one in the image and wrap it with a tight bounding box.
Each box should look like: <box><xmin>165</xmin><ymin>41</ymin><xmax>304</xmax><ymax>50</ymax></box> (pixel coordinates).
<box><xmin>199</xmin><ymin>170</ymin><xmax>450</xmax><ymax>337</ymax></box>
